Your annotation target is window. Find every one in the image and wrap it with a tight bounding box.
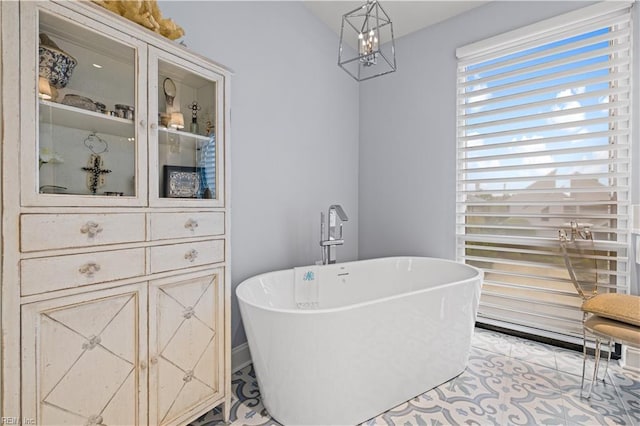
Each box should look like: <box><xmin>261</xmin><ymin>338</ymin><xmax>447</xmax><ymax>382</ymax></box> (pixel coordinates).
<box><xmin>455</xmin><ymin>3</ymin><xmax>633</xmax><ymax>343</ymax></box>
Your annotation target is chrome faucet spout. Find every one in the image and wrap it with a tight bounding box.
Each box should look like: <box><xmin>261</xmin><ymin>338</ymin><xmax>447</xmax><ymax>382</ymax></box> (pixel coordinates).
<box><xmin>320</xmin><ymin>204</ymin><xmax>349</xmax><ymax>265</ymax></box>
<box><xmin>329</xmin><ymin>204</ymin><xmax>349</xmax><ymax>221</ymax></box>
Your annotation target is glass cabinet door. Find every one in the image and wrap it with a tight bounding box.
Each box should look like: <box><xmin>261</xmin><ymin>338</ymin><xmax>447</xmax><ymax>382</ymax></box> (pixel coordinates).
<box><xmin>21</xmin><ymin>2</ymin><xmax>147</xmax><ymax>206</ymax></box>
<box><xmin>149</xmin><ymin>47</ymin><xmax>225</xmax><ymax>207</ymax></box>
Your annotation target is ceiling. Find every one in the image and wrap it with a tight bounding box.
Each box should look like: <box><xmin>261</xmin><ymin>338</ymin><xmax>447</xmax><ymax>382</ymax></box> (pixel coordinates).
<box><xmin>304</xmin><ymin>1</ymin><xmax>488</xmax><ymax>47</ymax></box>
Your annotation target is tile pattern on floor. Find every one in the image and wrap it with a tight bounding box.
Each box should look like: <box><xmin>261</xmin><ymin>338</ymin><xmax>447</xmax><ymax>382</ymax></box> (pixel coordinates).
<box><xmin>190</xmin><ymin>327</ymin><xmax>640</xmax><ymax>426</ymax></box>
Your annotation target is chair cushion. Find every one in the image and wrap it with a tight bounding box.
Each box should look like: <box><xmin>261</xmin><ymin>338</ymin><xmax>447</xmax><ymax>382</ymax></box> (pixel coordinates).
<box><xmin>584</xmin><ymin>315</ymin><xmax>640</xmax><ymax>347</ymax></box>
<box><xmin>582</xmin><ymin>293</ymin><xmax>640</xmax><ymax>326</ymax></box>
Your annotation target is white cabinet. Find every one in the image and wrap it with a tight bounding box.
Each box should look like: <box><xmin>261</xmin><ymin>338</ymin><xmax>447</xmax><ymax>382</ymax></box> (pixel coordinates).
<box><xmin>149</xmin><ymin>270</ymin><xmax>225</xmax><ymax>426</ymax></box>
<box><xmin>1</xmin><ymin>1</ymin><xmax>231</xmax><ymax>424</ymax></box>
<box><xmin>22</xmin><ymin>284</ymin><xmax>148</xmax><ymax>425</ymax></box>
<box><xmin>20</xmin><ymin>1</ymin><xmax>148</xmax><ymax>207</ymax></box>
<box><xmin>22</xmin><ymin>271</ymin><xmax>226</xmax><ymax>426</ymax></box>
<box><xmin>19</xmin><ymin>1</ymin><xmax>225</xmax><ymax>209</ymax></box>
<box><xmin>148</xmin><ymin>46</ymin><xmax>226</xmax><ymax>209</ymax></box>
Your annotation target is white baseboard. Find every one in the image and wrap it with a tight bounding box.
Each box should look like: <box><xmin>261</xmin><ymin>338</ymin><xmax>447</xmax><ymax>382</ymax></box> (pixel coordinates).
<box><xmin>621</xmin><ymin>345</ymin><xmax>640</xmax><ymax>372</ymax></box>
<box><xmin>231</xmin><ymin>342</ymin><xmax>252</xmax><ymax>372</ymax></box>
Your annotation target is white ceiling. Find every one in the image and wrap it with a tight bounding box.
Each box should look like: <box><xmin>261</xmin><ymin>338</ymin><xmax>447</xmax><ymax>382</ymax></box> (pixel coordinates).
<box><xmin>304</xmin><ymin>1</ymin><xmax>488</xmax><ymax>46</ymax></box>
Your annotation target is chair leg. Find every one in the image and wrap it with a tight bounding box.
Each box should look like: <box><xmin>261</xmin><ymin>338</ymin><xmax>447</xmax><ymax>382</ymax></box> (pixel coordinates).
<box><xmin>585</xmin><ymin>338</ymin><xmax>601</xmax><ymax>399</ymax></box>
<box><xmin>581</xmin><ymin>326</ymin><xmax>588</xmax><ymax>396</ymax></box>
<box><xmin>601</xmin><ymin>339</ymin><xmax>613</xmax><ymax>383</ymax></box>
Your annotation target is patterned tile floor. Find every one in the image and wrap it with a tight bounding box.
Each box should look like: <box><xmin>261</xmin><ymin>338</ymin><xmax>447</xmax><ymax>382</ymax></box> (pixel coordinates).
<box><xmin>191</xmin><ymin>327</ymin><xmax>640</xmax><ymax>425</ymax></box>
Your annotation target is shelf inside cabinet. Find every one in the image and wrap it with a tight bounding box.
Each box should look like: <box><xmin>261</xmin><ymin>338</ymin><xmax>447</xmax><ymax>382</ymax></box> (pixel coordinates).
<box><xmin>40</xmin><ymin>100</ymin><xmax>134</xmax><ymax>138</ymax></box>
<box><xmin>158</xmin><ymin>127</ymin><xmax>210</xmax><ymax>144</ymax></box>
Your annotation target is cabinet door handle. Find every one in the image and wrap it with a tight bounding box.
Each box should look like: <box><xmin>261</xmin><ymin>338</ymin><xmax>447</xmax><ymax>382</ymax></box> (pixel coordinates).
<box><xmin>139</xmin><ymin>119</ymin><xmax>146</xmax><ymax>128</ymax></box>
<box><xmin>184</xmin><ymin>249</ymin><xmax>198</xmax><ymax>262</ymax></box>
<box><xmin>82</xmin><ymin>335</ymin><xmax>102</xmax><ymax>351</ymax></box>
<box><xmin>140</xmin><ymin>360</ymin><xmax>148</xmax><ymax>370</ymax></box>
<box><xmin>79</xmin><ymin>262</ymin><xmax>101</xmax><ymax>278</ymax></box>
<box><xmin>150</xmin><ymin>356</ymin><xmax>158</xmax><ymax>365</ymax></box>
<box><xmin>183</xmin><ymin>306</ymin><xmax>195</xmax><ymax>319</ymax></box>
<box><xmin>183</xmin><ymin>370</ymin><xmax>194</xmax><ymax>383</ymax></box>
<box><xmin>150</xmin><ymin>122</ymin><xmax>157</xmax><ymax>130</ymax></box>
<box><xmin>184</xmin><ymin>218</ymin><xmax>199</xmax><ymax>231</ymax></box>
<box><xmin>80</xmin><ymin>221</ymin><xmax>103</xmax><ymax>238</ymax></box>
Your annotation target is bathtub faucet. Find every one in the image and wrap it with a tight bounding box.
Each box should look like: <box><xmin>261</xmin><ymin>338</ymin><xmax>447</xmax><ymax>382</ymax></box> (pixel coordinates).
<box><xmin>320</xmin><ymin>204</ymin><xmax>349</xmax><ymax>265</ymax></box>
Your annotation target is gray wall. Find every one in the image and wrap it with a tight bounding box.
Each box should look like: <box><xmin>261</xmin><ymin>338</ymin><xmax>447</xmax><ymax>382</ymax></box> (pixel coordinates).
<box><xmin>161</xmin><ymin>1</ymin><xmax>639</xmax><ymax>349</ymax></box>
<box><xmin>360</xmin><ymin>1</ymin><xmax>606</xmax><ymax>257</ymax></box>
<box><xmin>160</xmin><ymin>1</ymin><xmax>360</xmax><ymax>347</ymax></box>
<box><xmin>359</xmin><ymin>0</ymin><xmax>638</xmax><ymax>289</ymax></box>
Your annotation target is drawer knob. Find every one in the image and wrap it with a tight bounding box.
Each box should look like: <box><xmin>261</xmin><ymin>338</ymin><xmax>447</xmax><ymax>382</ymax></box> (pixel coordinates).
<box><xmin>80</xmin><ymin>221</ymin><xmax>103</xmax><ymax>238</ymax></box>
<box><xmin>184</xmin><ymin>249</ymin><xmax>198</xmax><ymax>262</ymax></box>
<box><xmin>79</xmin><ymin>262</ymin><xmax>101</xmax><ymax>278</ymax></box>
<box><xmin>184</xmin><ymin>218</ymin><xmax>199</xmax><ymax>231</ymax></box>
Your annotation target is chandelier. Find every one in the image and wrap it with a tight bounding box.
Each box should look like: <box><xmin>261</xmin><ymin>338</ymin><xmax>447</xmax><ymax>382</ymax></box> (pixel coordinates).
<box><xmin>338</xmin><ymin>0</ymin><xmax>396</xmax><ymax>81</ymax></box>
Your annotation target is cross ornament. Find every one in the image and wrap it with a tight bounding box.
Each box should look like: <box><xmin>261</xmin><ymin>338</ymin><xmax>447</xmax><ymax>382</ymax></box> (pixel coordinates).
<box><xmin>82</xmin><ymin>154</ymin><xmax>112</xmax><ymax>194</ymax></box>
<box><xmin>188</xmin><ymin>101</ymin><xmax>202</xmax><ymax>120</ymax></box>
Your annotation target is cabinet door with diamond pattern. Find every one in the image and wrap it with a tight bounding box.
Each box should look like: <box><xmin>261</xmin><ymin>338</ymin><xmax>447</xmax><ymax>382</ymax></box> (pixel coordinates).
<box><xmin>149</xmin><ymin>269</ymin><xmax>224</xmax><ymax>426</ymax></box>
<box><xmin>21</xmin><ymin>284</ymin><xmax>147</xmax><ymax>425</ymax></box>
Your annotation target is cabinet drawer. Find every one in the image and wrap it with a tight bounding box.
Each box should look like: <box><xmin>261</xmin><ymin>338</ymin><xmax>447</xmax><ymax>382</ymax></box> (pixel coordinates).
<box><xmin>21</xmin><ymin>248</ymin><xmax>146</xmax><ymax>295</ymax></box>
<box><xmin>21</xmin><ymin>213</ymin><xmax>146</xmax><ymax>252</ymax></box>
<box><xmin>149</xmin><ymin>240</ymin><xmax>224</xmax><ymax>274</ymax></box>
<box><xmin>149</xmin><ymin>212</ymin><xmax>224</xmax><ymax>241</ymax></box>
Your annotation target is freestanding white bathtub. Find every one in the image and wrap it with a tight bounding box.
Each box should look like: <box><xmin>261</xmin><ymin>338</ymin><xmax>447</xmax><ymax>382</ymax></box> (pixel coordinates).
<box><xmin>236</xmin><ymin>257</ymin><xmax>483</xmax><ymax>425</ymax></box>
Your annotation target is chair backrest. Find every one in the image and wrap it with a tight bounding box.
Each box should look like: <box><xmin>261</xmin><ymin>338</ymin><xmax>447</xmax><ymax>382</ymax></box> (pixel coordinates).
<box><xmin>558</xmin><ymin>221</ymin><xmax>599</xmax><ymax>300</ymax></box>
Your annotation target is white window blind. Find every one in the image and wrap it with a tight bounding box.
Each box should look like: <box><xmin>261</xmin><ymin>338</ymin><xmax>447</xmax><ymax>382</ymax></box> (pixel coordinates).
<box><xmin>455</xmin><ymin>3</ymin><xmax>633</xmax><ymax>343</ymax></box>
